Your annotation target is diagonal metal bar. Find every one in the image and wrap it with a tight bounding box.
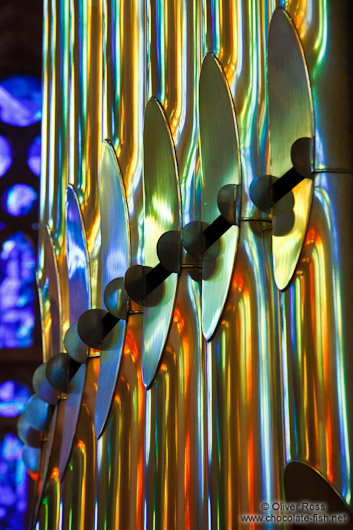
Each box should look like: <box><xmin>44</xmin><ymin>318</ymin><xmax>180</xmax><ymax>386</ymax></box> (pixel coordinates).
<box><xmin>272</xmin><ymin>167</ymin><xmax>305</xmax><ymax>205</ymax></box>
<box><xmin>203</xmin><ymin>215</ymin><xmax>232</xmax><ymax>251</ymax></box>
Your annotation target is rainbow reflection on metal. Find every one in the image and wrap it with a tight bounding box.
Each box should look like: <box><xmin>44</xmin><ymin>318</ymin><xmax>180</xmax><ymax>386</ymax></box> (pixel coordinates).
<box><xmin>34</xmin><ymin>0</ymin><xmax>353</xmax><ymax>528</ymax></box>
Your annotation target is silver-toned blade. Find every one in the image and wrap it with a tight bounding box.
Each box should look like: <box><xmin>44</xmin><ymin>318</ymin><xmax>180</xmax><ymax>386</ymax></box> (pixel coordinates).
<box><xmin>199</xmin><ymin>53</ymin><xmax>240</xmax><ymax>341</ymax></box>
<box><xmin>58</xmin><ymin>185</ymin><xmax>91</xmax><ymax>479</ymax></box>
<box><xmin>95</xmin><ymin>140</ymin><xmax>130</xmax><ymax>437</ymax></box>
<box><xmin>142</xmin><ymin>98</ymin><xmax>180</xmax><ymax>388</ymax></box>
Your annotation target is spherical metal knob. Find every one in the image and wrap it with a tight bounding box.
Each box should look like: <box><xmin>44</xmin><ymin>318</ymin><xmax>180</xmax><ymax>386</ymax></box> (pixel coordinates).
<box><xmin>64</xmin><ymin>322</ymin><xmax>88</xmax><ymax>364</ymax></box>
<box><xmin>104</xmin><ymin>277</ymin><xmax>129</xmax><ymax>320</ymax></box>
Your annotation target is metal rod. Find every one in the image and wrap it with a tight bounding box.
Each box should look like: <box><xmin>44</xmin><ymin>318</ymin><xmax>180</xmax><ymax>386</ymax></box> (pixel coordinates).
<box><xmin>203</xmin><ymin>215</ymin><xmax>232</xmax><ymax>250</ymax></box>
<box><xmin>272</xmin><ymin>167</ymin><xmax>305</xmax><ymax>205</ymax></box>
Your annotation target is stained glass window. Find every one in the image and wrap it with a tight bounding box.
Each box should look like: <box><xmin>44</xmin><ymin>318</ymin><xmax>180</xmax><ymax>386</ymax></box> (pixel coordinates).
<box><xmin>0</xmin><ymin>433</ymin><xmax>28</xmax><ymax>529</ymax></box>
<box><xmin>0</xmin><ymin>135</ymin><xmax>12</xmax><ymax>177</ymax></box>
<box><xmin>27</xmin><ymin>136</ymin><xmax>41</xmax><ymax>177</ymax></box>
<box><xmin>0</xmin><ymin>75</ymin><xmax>41</xmax><ymax>127</ymax></box>
<box><xmin>0</xmin><ymin>381</ymin><xmax>31</xmax><ymax>418</ymax></box>
<box><xmin>2</xmin><ymin>184</ymin><xmax>37</xmax><ymax>217</ymax></box>
<box><xmin>0</xmin><ymin>232</ymin><xmax>36</xmax><ymax>348</ymax></box>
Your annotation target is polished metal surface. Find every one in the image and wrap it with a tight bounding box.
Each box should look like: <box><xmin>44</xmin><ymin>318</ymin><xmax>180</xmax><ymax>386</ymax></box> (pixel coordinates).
<box><xmin>64</xmin><ymin>322</ymin><xmax>88</xmax><ymax>364</ymax></box>
<box><xmin>96</xmin><ymin>313</ymin><xmax>144</xmax><ymax>530</ymax></box>
<box><xmin>32</xmin><ymin>406</ymin><xmax>60</xmax><ymax>524</ymax></box>
<box><xmin>33</xmin><ymin>362</ymin><xmax>59</xmax><ymax>405</ymax></box>
<box><xmin>144</xmin><ymin>272</ymin><xmax>207</xmax><ymax>529</ymax></box>
<box><xmin>282</xmin><ymin>1</ymin><xmax>353</xmax><ymax>172</ymax></box>
<box><xmin>142</xmin><ymin>97</ymin><xmax>181</xmax><ymax>388</ymax></box>
<box><xmin>25</xmin><ymin>395</ymin><xmax>53</xmax><ymax>433</ymax></box>
<box><xmin>103</xmin><ymin>0</ymin><xmax>146</xmax><ymax>265</ymax></box>
<box><xmin>284</xmin><ymin>461</ymin><xmax>352</xmax><ymax>526</ymax></box>
<box><xmin>268</xmin><ymin>9</ymin><xmax>314</xmax><ymax>290</ymax></box>
<box><xmin>60</xmin><ymin>357</ymin><xmax>99</xmax><ymax>529</ymax></box>
<box><xmin>24</xmin><ymin>447</ymin><xmax>41</xmax><ymax>476</ymax></box>
<box><xmin>104</xmin><ymin>278</ymin><xmax>129</xmax><ymax>320</ymax></box>
<box><xmin>206</xmin><ymin>220</ymin><xmax>285</xmax><ymax>528</ymax></box>
<box><xmin>36</xmin><ymin>474</ymin><xmax>61</xmax><ymax>530</ymax></box>
<box><xmin>32</xmin><ymin>396</ymin><xmax>66</xmax><ymax>530</ymax></box>
<box><xmin>58</xmin><ymin>364</ymin><xmax>86</xmax><ymax>480</ymax></box>
<box><xmin>46</xmin><ymin>353</ymin><xmax>75</xmax><ymax>393</ymax></box>
<box><xmin>17</xmin><ymin>414</ymin><xmax>42</xmax><ymax>448</ymax></box>
<box><xmin>35</xmin><ymin>1</ymin><xmax>353</xmax><ymax>528</ymax></box>
<box><xmin>22</xmin><ymin>446</ymin><xmax>41</xmax><ymax>473</ymax></box>
<box><xmin>95</xmin><ymin>140</ymin><xmax>130</xmax><ymax>438</ymax></box>
<box><xmin>280</xmin><ymin>172</ymin><xmax>353</xmax><ymax>506</ymax></box>
<box><xmin>65</xmin><ymin>185</ymin><xmax>91</xmax><ymax>324</ymax></box>
<box><xmin>199</xmin><ymin>52</ymin><xmax>240</xmax><ymax>340</ymax></box>
<box><xmin>37</xmin><ymin>226</ymin><xmax>63</xmax><ymax>361</ymax></box>
<box><xmin>58</xmin><ymin>185</ymin><xmax>91</xmax><ymax>480</ymax></box>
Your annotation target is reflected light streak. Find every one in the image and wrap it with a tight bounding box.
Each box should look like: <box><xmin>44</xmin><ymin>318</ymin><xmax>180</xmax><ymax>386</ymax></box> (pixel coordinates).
<box><xmin>49</xmin><ymin>466</ymin><xmax>60</xmax><ymax>529</ymax></box>
<box><xmin>210</xmin><ymin>0</ymin><xmax>220</xmax><ymax>56</ymax></box>
<box><xmin>313</xmin><ymin>0</ymin><xmax>328</xmax><ymax>76</ymax></box>
<box><xmin>316</xmin><ymin>186</ymin><xmax>351</xmax><ymax>503</ymax></box>
<box><xmin>280</xmin><ymin>295</ymin><xmax>292</xmax><ymax>463</ymax></box>
<box><xmin>243</xmin><ymin>229</ymin><xmax>272</xmax><ymax>507</ymax></box>
<box><xmin>40</xmin><ymin>0</ymin><xmax>50</xmax><ymax>273</ymax></box>
<box><xmin>76</xmin><ymin>439</ymin><xmax>87</xmax><ymax>530</ymax></box>
<box><xmin>48</xmin><ymin>0</ymin><xmax>57</xmax><ymax>227</ymax></box>
<box><xmin>172</xmin><ymin>0</ymin><xmax>186</xmax><ymax>145</ymax></box>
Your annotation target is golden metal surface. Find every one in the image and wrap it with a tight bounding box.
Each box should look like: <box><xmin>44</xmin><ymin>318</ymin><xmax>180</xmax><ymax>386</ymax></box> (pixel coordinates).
<box><xmin>206</xmin><ymin>220</ymin><xmax>285</xmax><ymax>527</ymax></box>
<box><xmin>268</xmin><ymin>9</ymin><xmax>314</xmax><ymax>290</ymax></box>
<box><xmin>199</xmin><ymin>52</ymin><xmax>240</xmax><ymax>340</ymax></box>
<box><xmin>222</xmin><ymin>2</ymin><xmax>273</xmax><ymax>221</ymax></box>
<box><xmin>144</xmin><ymin>272</ymin><xmax>207</xmax><ymax>529</ymax></box>
<box><xmin>96</xmin><ymin>313</ymin><xmax>144</xmax><ymax>529</ymax></box>
<box><xmin>94</xmin><ymin>140</ymin><xmax>130</xmax><ymax>438</ymax></box>
<box><xmin>39</xmin><ymin>0</ymin><xmax>71</xmax><ymax>353</ymax></box>
<box><xmin>282</xmin><ymin>1</ymin><xmax>353</xmax><ymax>172</ymax></box>
<box><xmin>280</xmin><ymin>172</ymin><xmax>353</xmax><ymax>505</ymax></box>
<box><xmin>65</xmin><ymin>185</ymin><xmax>91</xmax><ymax>324</ymax></box>
<box><xmin>32</xmin><ymin>407</ymin><xmax>59</xmax><ymax>524</ymax></box>
<box><xmin>142</xmin><ymin>97</ymin><xmax>181</xmax><ymax>388</ymax></box>
<box><xmin>60</xmin><ymin>357</ymin><xmax>99</xmax><ymax>530</ymax></box>
<box><xmin>37</xmin><ymin>226</ymin><xmax>63</xmax><ymax>361</ymax></box>
<box><xmin>36</xmin><ymin>1</ymin><xmax>353</xmax><ymax>527</ymax></box>
<box><xmin>102</xmin><ymin>0</ymin><xmax>145</xmax><ymax>264</ymax></box>
<box><xmin>58</xmin><ymin>187</ymin><xmax>91</xmax><ymax>479</ymax></box>
<box><xmin>58</xmin><ymin>364</ymin><xmax>86</xmax><ymax>480</ymax></box>
<box><xmin>36</xmin><ymin>471</ymin><xmax>60</xmax><ymax>530</ymax></box>
<box><xmin>70</xmin><ymin>0</ymin><xmax>102</xmax><ymax>311</ymax></box>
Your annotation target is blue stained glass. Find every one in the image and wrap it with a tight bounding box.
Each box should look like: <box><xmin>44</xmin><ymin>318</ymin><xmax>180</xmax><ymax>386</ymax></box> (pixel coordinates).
<box><xmin>0</xmin><ymin>232</ymin><xmax>36</xmax><ymax>348</ymax></box>
<box><xmin>2</xmin><ymin>184</ymin><xmax>37</xmax><ymax>217</ymax></box>
<box><xmin>0</xmin><ymin>433</ymin><xmax>28</xmax><ymax>529</ymax></box>
<box><xmin>0</xmin><ymin>75</ymin><xmax>41</xmax><ymax>127</ymax></box>
<box><xmin>27</xmin><ymin>136</ymin><xmax>41</xmax><ymax>176</ymax></box>
<box><xmin>0</xmin><ymin>381</ymin><xmax>31</xmax><ymax>418</ymax></box>
<box><xmin>0</xmin><ymin>135</ymin><xmax>12</xmax><ymax>177</ymax></box>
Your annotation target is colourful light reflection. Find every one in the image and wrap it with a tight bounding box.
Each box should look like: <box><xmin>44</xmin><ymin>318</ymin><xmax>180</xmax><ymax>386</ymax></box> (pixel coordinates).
<box><xmin>243</xmin><ymin>230</ymin><xmax>272</xmax><ymax>507</ymax></box>
<box><xmin>316</xmin><ymin>185</ymin><xmax>351</xmax><ymax>503</ymax></box>
<box><xmin>77</xmin><ymin>439</ymin><xmax>87</xmax><ymax>530</ymax></box>
<box><xmin>313</xmin><ymin>0</ymin><xmax>328</xmax><ymax>76</ymax></box>
<box><xmin>281</xmin><ymin>180</ymin><xmax>351</xmax><ymax>505</ymax></box>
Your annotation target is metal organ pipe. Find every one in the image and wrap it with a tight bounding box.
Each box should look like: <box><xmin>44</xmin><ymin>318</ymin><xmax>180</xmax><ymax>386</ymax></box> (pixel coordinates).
<box><xmin>32</xmin><ymin>1</ymin><xmax>353</xmax><ymax>529</ymax></box>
